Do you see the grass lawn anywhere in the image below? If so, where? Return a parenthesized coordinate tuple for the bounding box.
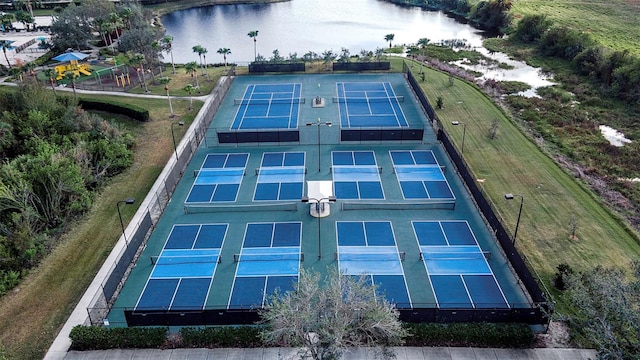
(0, 88, 203, 360)
(391, 58, 640, 305)
(511, 0, 640, 56)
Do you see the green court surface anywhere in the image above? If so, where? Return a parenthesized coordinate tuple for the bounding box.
(108, 73, 531, 327)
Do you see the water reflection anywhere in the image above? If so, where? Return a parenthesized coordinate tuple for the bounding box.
(161, 0, 552, 94)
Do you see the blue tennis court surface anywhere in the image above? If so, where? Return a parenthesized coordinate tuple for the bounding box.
(254, 152, 305, 201)
(336, 221, 411, 308)
(391, 150, 455, 200)
(413, 221, 508, 308)
(229, 222, 302, 309)
(332, 151, 384, 199)
(135, 224, 227, 311)
(186, 153, 248, 203)
(231, 83, 302, 129)
(336, 82, 408, 128)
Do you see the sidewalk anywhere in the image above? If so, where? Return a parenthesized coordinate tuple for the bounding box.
(62, 347, 597, 360)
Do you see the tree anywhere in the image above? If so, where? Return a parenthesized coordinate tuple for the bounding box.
(183, 84, 196, 110)
(321, 49, 336, 70)
(0, 40, 13, 69)
(184, 61, 199, 91)
(161, 35, 176, 74)
(158, 77, 174, 117)
(192, 45, 208, 78)
(565, 263, 640, 359)
(43, 69, 57, 96)
(260, 269, 406, 360)
(0, 13, 15, 32)
(247, 30, 259, 62)
(217, 47, 231, 68)
(14, 11, 34, 32)
(127, 52, 148, 93)
(417, 37, 430, 74)
(385, 33, 395, 48)
(64, 70, 78, 99)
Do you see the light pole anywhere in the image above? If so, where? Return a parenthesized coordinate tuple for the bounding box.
(306, 118, 332, 172)
(504, 193, 524, 245)
(302, 196, 337, 259)
(117, 198, 136, 245)
(451, 121, 466, 154)
(171, 121, 184, 160)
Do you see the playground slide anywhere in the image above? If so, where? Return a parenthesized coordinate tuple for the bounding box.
(78, 68, 91, 76)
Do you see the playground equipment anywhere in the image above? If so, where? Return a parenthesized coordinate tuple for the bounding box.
(55, 60, 92, 80)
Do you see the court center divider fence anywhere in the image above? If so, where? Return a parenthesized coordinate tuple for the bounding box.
(402, 61, 552, 324)
(82, 66, 237, 327)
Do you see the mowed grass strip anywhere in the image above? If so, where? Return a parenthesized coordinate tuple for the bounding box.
(394, 59, 640, 295)
(511, 0, 640, 56)
(0, 89, 203, 360)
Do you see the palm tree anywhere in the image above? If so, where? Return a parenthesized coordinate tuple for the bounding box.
(247, 30, 259, 62)
(192, 45, 204, 73)
(0, 39, 13, 69)
(43, 68, 57, 95)
(9, 66, 24, 82)
(108, 12, 124, 41)
(217, 47, 231, 68)
(200, 46, 209, 79)
(162, 35, 176, 74)
(158, 77, 174, 117)
(417, 37, 430, 74)
(184, 61, 199, 91)
(64, 70, 78, 100)
(128, 52, 149, 93)
(183, 84, 196, 110)
(385, 33, 395, 48)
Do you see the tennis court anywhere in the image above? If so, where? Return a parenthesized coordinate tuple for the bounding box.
(254, 152, 306, 201)
(111, 73, 536, 327)
(391, 150, 455, 200)
(336, 82, 409, 128)
(414, 221, 509, 308)
(336, 221, 411, 308)
(231, 83, 302, 129)
(229, 222, 302, 309)
(332, 151, 384, 199)
(185, 153, 249, 203)
(134, 224, 227, 311)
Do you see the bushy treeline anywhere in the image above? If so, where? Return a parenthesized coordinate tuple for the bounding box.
(0, 82, 134, 296)
(514, 14, 640, 104)
(384, 0, 510, 33)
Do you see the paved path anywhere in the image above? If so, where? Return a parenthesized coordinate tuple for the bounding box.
(63, 347, 596, 360)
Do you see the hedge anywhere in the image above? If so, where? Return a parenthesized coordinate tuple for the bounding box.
(403, 323, 536, 348)
(69, 325, 168, 350)
(69, 322, 535, 350)
(78, 99, 150, 122)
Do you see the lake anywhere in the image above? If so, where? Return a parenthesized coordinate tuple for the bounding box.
(161, 0, 553, 93)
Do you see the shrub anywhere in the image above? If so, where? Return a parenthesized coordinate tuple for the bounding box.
(69, 326, 168, 350)
(403, 323, 535, 348)
(180, 326, 262, 348)
(78, 99, 150, 122)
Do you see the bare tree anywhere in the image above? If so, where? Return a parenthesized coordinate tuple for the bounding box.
(260, 269, 406, 360)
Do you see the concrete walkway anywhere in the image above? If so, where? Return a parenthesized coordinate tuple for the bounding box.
(63, 347, 597, 360)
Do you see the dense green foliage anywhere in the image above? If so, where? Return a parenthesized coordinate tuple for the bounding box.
(0, 82, 134, 296)
(563, 263, 640, 359)
(403, 323, 535, 348)
(181, 327, 263, 348)
(69, 322, 534, 350)
(69, 325, 168, 350)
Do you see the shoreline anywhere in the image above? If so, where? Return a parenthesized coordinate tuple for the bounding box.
(149, 0, 291, 16)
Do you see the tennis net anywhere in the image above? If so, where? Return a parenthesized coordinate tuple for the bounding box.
(332, 96, 404, 104)
(420, 251, 491, 261)
(336, 252, 406, 261)
(233, 252, 304, 262)
(150, 254, 220, 265)
(234, 98, 305, 105)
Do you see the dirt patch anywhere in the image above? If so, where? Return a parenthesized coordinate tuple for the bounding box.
(536, 321, 571, 348)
